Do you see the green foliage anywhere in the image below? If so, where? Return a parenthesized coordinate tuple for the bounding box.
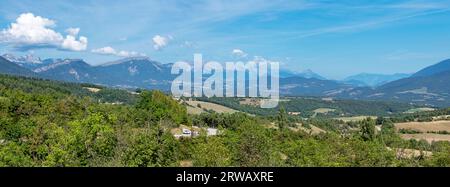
(426, 143, 450, 167)
(0, 142, 33, 167)
(389, 108, 450, 123)
(0, 74, 449, 167)
(136, 91, 188, 125)
(122, 127, 178, 167)
(399, 129, 421, 134)
(197, 96, 415, 117)
(360, 118, 376, 141)
(191, 137, 232, 167)
(234, 123, 272, 166)
(66, 113, 118, 162)
(277, 106, 288, 130)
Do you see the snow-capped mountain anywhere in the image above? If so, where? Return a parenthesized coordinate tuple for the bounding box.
(2, 53, 42, 64)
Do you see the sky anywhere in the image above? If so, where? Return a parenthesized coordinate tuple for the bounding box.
(1, 0, 450, 79)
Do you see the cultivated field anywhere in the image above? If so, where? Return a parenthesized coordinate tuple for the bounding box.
(400, 133, 450, 143)
(404, 107, 435, 113)
(185, 105, 204, 115)
(313, 108, 336, 114)
(239, 98, 260, 106)
(84, 87, 101, 93)
(395, 120, 450, 133)
(395, 120, 450, 142)
(184, 100, 238, 114)
(290, 123, 326, 135)
(335, 116, 376, 122)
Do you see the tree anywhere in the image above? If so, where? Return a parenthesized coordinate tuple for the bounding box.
(277, 106, 288, 130)
(235, 123, 272, 166)
(192, 137, 232, 167)
(0, 142, 33, 167)
(136, 91, 188, 125)
(360, 118, 376, 141)
(66, 113, 118, 165)
(122, 127, 178, 167)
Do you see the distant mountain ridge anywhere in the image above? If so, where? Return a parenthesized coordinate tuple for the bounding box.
(2, 53, 42, 64)
(0, 54, 174, 90)
(0, 56, 37, 77)
(280, 76, 352, 96)
(411, 59, 450, 77)
(280, 69, 327, 80)
(343, 73, 411, 87)
(335, 59, 450, 107)
(1, 53, 450, 107)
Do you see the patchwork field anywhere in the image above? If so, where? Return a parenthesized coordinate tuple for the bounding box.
(313, 108, 336, 114)
(185, 105, 204, 115)
(239, 98, 260, 106)
(335, 116, 376, 122)
(290, 123, 326, 135)
(84, 87, 101, 93)
(185, 100, 238, 114)
(395, 120, 450, 133)
(400, 133, 450, 143)
(404, 107, 435, 113)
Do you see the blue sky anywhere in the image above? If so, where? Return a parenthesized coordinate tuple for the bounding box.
(1, 0, 450, 79)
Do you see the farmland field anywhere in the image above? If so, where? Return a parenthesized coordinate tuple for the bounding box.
(395, 120, 450, 133)
(335, 116, 377, 122)
(400, 133, 450, 143)
(395, 120, 450, 142)
(404, 107, 436, 113)
(313, 108, 336, 114)
(184, 100, 238, 114)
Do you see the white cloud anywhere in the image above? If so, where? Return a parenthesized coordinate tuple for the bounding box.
(91, 46, 145, 57)
(232, 49, 247, 58)
(152, 35, 170, 50)
(66, 27, 80, 36)
(0, 13, 88, 51)
(117, 50, 139, 57)
(62, 35, 88, 51)
(92, 46, 116, 55)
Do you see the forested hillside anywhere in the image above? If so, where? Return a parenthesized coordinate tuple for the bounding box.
(197, 97, 416, 117)
(0, 74, 449, 167)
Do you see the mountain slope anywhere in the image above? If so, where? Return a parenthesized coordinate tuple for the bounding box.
(412, 59, 450, 77)
(344, 60, 450, 107)
(34, 59, 96, 82)
(344, 73, 411, 87)
(93, 57, 173, 90)
(363, 71, 450, 107)
(280, 76, 353, 96)
(280, 69, 326, 80)
(0, 56, 37, 77)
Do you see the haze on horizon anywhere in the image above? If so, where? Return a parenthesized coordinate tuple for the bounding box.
(1, 0, 450, 79)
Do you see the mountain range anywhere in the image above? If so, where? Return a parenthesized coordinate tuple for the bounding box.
(0, 56, 37, 77)
(1, 54, 174, 90)
(342, 73, 412, 87)
(1, 53, 449, 107)
(280, 69, 327, 80)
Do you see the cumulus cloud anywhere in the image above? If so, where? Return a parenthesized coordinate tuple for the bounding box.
(65, 27, 80, 36)
(92, 46, 116, 55)
(0, 13, 88, 51)
(232, 49, 248, 58)
(62, 35, 88, 51)
(91, 46, 145, 57)
(152, 35, 170, 50)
